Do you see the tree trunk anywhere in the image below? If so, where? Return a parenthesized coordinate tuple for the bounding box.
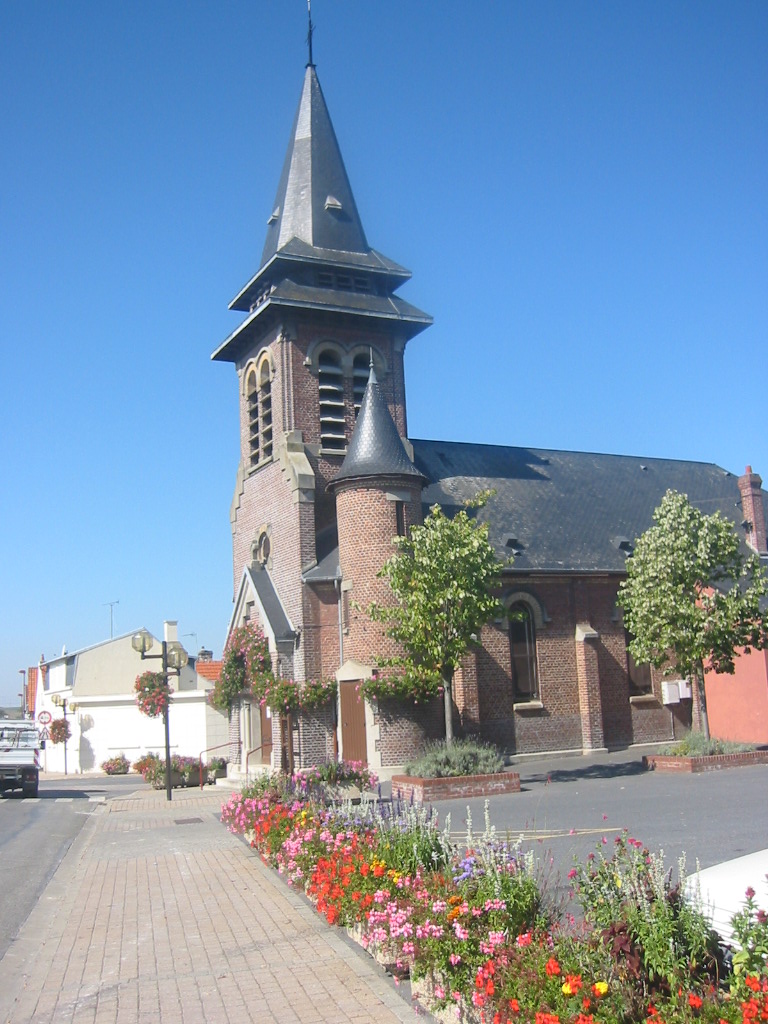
(692, 663, 710, 740)
(442, 666, 454, 746)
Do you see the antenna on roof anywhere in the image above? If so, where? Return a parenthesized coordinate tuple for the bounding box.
(306, 0, 315, 68)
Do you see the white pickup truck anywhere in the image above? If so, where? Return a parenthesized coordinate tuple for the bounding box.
(0, 720, 40, 797)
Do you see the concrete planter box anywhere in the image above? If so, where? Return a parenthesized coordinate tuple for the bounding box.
(391, 771, 521, 804)
(643, 751, 768, 773)
(151, 769, 185, 789)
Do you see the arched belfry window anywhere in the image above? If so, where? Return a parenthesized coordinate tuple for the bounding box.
(318, 349, 346, 452)
(245, 355, 273, 469)
(509, 602, 538, 701)
(246, 368, 260, 469)
(352, 352, 369, 418)
(258, 358, 273, 460)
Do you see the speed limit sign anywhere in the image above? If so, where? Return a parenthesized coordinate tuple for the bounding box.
(38, 710, 52, 725)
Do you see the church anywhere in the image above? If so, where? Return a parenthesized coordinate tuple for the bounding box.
(211, 57, 768, 776)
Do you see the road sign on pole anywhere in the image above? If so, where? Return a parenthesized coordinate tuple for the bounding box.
(38, 710, 52, 725)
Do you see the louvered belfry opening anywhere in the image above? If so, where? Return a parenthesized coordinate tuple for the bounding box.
(247, 369, 260, 468)
(352, 353, 369, 419)
(259, 360, 273, 460)
(318, 349, 346, 452)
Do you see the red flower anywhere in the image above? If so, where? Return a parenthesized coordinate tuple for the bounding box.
(545, 957, 561, 977)
(508, 999, 520, 1012)
(687, 993, 703, 1010)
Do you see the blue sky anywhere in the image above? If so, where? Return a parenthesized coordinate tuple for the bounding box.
(2, 2, 766, 706)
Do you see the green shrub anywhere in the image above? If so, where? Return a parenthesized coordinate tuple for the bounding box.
(405, 737, 505, 778)
(658, 733, 754, 756)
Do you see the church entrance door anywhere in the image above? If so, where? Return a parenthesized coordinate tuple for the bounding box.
(340, 680, 367, 764)
(260, 703, 273, 765)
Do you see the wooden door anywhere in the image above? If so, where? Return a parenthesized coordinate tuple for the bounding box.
(340, 681, 367, 764)
(259, 703, 273, 765)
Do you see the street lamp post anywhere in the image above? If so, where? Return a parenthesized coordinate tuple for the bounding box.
(18, 670, 26, 717)
(131, 630, 188, 802)
(50, 694, 79, 775)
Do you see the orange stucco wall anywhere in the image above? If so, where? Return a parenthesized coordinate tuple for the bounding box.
(705, 648, 768, 744)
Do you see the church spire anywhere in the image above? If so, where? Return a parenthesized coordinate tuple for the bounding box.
(260, 64, 369, 265)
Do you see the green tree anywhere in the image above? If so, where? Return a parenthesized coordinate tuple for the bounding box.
(366, 492, 509, 744)
(617, 489, 768, 739)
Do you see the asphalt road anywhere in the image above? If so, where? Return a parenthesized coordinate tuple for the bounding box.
(0, 773, 140, 960)
(429, 749, 768, 899)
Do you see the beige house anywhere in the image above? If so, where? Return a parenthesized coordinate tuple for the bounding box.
(34, 622, 228, 774)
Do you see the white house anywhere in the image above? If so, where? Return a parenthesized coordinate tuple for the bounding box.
(35, 622, 228, 774)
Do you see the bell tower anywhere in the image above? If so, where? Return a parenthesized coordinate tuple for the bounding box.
(212, 57, 431, 683)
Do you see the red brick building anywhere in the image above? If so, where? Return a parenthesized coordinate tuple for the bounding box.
(212, 62, 768, 775)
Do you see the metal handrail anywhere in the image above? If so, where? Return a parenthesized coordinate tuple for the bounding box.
(199, 741, 239, 790)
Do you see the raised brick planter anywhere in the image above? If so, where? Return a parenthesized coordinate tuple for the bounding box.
(642, 751, 768, 773)
(391, 771, 521, 803)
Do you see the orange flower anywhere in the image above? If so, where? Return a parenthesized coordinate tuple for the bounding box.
(545, 957, 561, 977)
(562, 974, 583, 995)
(687, 993, 703, 1010)
(509, 998, 520, 1012)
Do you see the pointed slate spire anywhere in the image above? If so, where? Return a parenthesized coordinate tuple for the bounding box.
(330, 362, 425, 488)
(262, 66, 369, 264)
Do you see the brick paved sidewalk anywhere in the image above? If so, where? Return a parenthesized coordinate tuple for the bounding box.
(0, 787, 420, 1024)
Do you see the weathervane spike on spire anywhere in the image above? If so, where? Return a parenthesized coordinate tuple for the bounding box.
(306, 0, 315, 68)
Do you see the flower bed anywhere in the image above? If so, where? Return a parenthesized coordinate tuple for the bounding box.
(643, 751, 768, 773)
(220, 769, 768, 1024)
(391, 771, 521, 803)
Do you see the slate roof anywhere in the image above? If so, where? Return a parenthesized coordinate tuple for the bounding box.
(261, 66, 370, 264)
(330, 365, 426, 488)
(212, 66, 431, 364)
(245, 565, 296, 643)
(412, 439, 757, 574)
(306, 438, 763, 583)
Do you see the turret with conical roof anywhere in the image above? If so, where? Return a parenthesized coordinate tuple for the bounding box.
(330, 361, 426, 489)
(331, 362, 425, 667)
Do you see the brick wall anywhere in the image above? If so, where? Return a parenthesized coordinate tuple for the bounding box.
(335, 482, 423, 665)
(373, 697, 445, 766)
(296, 706, 336, 768)
(450, 576, 676, 755)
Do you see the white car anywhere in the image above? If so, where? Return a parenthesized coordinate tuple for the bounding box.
(686, 850, 768, 947)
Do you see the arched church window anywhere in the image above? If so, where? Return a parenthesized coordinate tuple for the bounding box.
(625, 629, 652, 694)
(318, 349, 346, 452)
(258, 358, 273, 460)
(246, 368, 260, 469)
(352, 352, 369, 418)
(509, 602, 538, 700)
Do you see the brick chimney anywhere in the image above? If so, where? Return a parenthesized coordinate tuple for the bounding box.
(737, 466, 767, 555)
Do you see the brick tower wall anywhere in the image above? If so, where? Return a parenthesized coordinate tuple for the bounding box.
(335, 482, 423, 665)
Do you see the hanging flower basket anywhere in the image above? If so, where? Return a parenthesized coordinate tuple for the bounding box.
(49, 718, 71, 744)
(135, 671, 171, 718)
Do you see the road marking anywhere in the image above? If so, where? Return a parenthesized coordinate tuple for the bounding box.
(55, 798, 74, 803)
(449, 826, 625, 843)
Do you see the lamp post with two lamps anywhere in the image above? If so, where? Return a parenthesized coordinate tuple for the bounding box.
(50, 694, 78, 775)
(131, 630, 188, 802)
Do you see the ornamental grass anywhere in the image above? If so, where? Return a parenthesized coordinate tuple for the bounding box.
(221, 774, 768, 1024)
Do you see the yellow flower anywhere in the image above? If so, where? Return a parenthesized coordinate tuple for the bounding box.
(592, 981, 609, 997)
